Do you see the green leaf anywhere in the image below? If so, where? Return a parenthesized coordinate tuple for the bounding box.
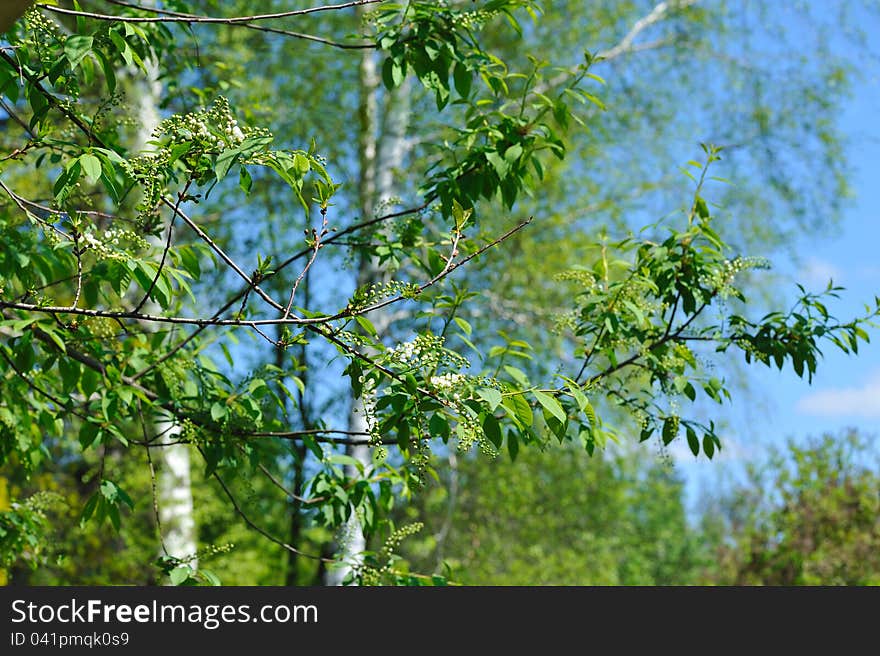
(80, 367, 100, 398)
(686, 426, 699, 456)
(64, 35, 94, 69)
(397, 418, 410, 448)
(78, 421, 101, 451)
(79, 154, 102, 184)
(504, 143, 523, 163)
(168, 141, 192, 164)
(130, 262, 168, 308)
(451, 198, 472, 229)
(703, 434, 715, 459)
(293, 153, 311, 177)
(502, 365, 529, 387)
(533, 390, 566, 424)
(622, 299, 646, 326)
(482, 413, 502, 448)
(662, 417, 678, 445)
(59, 357, 81, 392)
(215, 147, 240, 182)
(453, 61, 472, 97)
(382, 57, 405, 90)
(507, 431, 519, 461)
(429, 413, 449, 440)
(486, 151, 509, 179)
(392, 60, 406, 88)
(169, 566, 192, 586)
(476, 387, 503, 411)
(567, 384, 588, 412)
(210, 402, 227, 422)
(108, 30, 133, 67)
(39, 325, 67, 353)
(328, 454, 364, 472)
(453, 317, 472, 336)
(200, 569, 222, 586)
(95, 50, 117, 92)
(79, 493, 99, 525)
(502, 393, 533, 427)
(355, 315, 378, 337)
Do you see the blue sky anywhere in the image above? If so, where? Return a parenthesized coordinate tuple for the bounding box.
(675, 55, 880, 502)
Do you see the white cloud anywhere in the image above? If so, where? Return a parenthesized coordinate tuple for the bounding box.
(796, 372, 880, 418)
(798, 256, 843, 289)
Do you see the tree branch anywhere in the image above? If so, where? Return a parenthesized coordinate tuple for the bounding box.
(38, 0, 383, 25)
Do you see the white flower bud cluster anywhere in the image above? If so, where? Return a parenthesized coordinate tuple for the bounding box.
(388, 339, 421, 363)
(77, 227, 147, 261)
(356, 376, 380, 442)
(82, 317, 117, 340)
(555, 268, 598, 290)
(701, 256, 771, 297)
(124, 154, 165, 214)
(155, 97, 267, 155)
(385, 334, 469, 372)
(430, 372, 466, 394)
(448, 7, 498, 29)
(552, 310, 578, 334)
(27, 9, 65, 64)
(228, 124, 245, 142)
(350, 280, 421, 310)
(455, 413, 483, 453)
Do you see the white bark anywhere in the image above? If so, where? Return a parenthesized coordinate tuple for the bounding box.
(325, 38, 412, 586)
(155, 420, 196, 561)
(133, 52, 198, 567)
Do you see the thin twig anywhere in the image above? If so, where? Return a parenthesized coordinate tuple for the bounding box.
(586, 296, 715, 386)
(131, 202, 430, 381)
(0, 97, 37, 138)
(159, 197, 286, 314)
(101, 0, 376, 49)
(250, 432, 395, 447)
(353, 216, 532, 317)
(252, 460, 320, 505)
(0, 217, 532, 329)
(249, 428, 370, 438)
(139, 399, 169, 557)
(0, 178, 72, 242)
(0, 349, 86, 417)
(134, 181, 191, 314)
(70, 230, 83, 310)
(39, 0, 382, 24)
(203, 456, 331, 562)
(283, 208, 329, 320)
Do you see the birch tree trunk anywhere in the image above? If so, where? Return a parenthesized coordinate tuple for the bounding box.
(325, 28, 412, 586)
(133, 54, 197, 569)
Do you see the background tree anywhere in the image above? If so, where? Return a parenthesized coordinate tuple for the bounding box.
(396, 445, 702, 585)
(697, 431, 880, 586)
